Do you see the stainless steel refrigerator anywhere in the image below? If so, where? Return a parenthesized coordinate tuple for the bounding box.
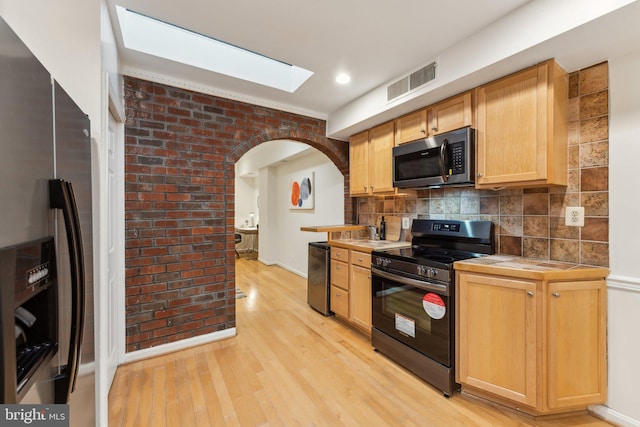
(0, 16, 96, 426)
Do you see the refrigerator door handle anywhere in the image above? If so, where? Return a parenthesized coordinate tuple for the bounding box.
(49, 179, 85, 404)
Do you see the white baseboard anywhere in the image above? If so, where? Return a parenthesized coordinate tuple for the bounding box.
(122, 327, 236, 365)
(591, 404, 640, 427)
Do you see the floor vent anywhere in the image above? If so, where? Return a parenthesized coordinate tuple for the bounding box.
(387, 61, 437, 102)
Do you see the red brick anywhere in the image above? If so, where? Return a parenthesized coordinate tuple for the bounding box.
(124, 76, 344, 350)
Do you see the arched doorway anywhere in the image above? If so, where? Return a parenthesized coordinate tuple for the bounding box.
(234, 139, 345, 275)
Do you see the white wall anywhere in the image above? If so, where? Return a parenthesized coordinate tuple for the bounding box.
(274, 150, 343, 276)
(235, 175, 259, 227)
(598, 51, 640, 427)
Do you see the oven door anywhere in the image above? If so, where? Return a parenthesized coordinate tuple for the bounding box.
(371, 267, 452, 367)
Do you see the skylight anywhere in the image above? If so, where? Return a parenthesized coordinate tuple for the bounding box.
(115, 6, 314, 93)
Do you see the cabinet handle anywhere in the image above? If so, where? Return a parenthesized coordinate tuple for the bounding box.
(363, 185, 367, 191)
(368, 275, 372, 279)
(420, 128, 426, 134)
(358, 257, 363, 262)
(335, 265, 340, 270)
(477, 173, 483, 178)
(527, 291, 534, 297)
(552, 292, 560, 298)
(431, 126, 437, 132)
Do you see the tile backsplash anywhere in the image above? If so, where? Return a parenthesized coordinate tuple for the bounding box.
(355, 62, 609, 267)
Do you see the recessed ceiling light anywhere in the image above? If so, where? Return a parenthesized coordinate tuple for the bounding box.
(336, 73, 351, 85)
(115, 6, 313, 93)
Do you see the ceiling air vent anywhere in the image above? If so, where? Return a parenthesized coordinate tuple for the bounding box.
(387, 77, 409, 101)
(410, 61, 436, 90)
(387, 61, 437, 102)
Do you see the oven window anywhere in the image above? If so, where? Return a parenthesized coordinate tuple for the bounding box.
(383, 286, 432, 334)
(372, 274, 451, 367)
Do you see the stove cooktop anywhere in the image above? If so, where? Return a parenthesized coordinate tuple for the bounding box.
(372, 245, 487, 272)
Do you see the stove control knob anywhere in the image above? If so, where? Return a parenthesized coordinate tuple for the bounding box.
(429, 268, 437, 278)
(384, 258, 391, 267)
(417, 265, 426, 276)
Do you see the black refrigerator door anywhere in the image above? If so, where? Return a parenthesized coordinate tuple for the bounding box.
(49, 179, 85, 404)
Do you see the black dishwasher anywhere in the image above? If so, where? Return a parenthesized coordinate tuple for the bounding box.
(307, 242, 331, 315)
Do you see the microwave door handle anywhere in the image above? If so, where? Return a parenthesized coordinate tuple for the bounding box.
(439, 138, 449, 182)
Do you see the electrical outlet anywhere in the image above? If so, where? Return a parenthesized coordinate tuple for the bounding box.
(401, 217, 411, 230)
(565, 207, 585, 227)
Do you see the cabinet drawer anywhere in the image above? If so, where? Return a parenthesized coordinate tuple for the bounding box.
(350, 251, 371, 268)
(331, 260, 349, 290)
(331, 247, 349, 262)
(330, 285, 349, 318)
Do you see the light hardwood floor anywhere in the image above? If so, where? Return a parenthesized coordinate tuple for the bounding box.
(108, 259, 614, 427)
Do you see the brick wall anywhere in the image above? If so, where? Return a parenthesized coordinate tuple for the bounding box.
(124, 77, 349, 352)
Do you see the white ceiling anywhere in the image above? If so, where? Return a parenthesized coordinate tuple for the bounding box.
(107, 0, 640, 141)
(107, 0, 530, 115)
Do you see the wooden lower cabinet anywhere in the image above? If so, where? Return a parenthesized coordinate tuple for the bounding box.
(330, 248, 349, 318)
(456, 270, 607, 415)
(349, 266, 371, 331)
(330, 285, 349, 318)
(329, 247, 373, 334)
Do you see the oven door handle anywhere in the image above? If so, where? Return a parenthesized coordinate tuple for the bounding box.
(371, 267, 449, 296)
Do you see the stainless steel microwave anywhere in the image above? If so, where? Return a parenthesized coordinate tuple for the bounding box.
(393, 126, 475, 189)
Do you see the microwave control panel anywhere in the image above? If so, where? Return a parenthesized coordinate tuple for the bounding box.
(449, 142, 465, 175)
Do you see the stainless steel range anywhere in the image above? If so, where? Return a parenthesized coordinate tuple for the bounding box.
(371, 219, 494, 396)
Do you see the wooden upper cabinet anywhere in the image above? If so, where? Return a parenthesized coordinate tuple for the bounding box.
(348, 130, 369, 196)
(349, 121, 402, 197)
(395, 109, 427, 144)
(428, 92, 473, 135)
(475, 59, 568, 189)
(368, 121, 395, 194)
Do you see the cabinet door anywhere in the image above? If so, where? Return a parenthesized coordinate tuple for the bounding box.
(476, 60, 569, 189)
(547, 280, 607, 409)
(476, 65, 544, 186)
(428, 92, 473, 135)
(330, 259, 349, 291)
(395, 109, 427, 144)
(330, 285, 349, 318)
(349, 263, 372, 333)
(368, 121, 395, 194)
(349, 130, 370, 196)
(457, 273, 538, 407)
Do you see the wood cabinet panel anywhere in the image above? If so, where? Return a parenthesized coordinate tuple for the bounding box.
(349, 130, 369, 196)
(350, 251, 371, 268)
(330, 259, 349, 290)
(456, 269, 607, 415)
(457, 273, 537, 407)
(349, 264, 372, 333)
(428, 92, 473, 135)
(368, 122, 395, 194)
(331, 247, 349, 262)
(330, 285, 349, 318)
(547, 280, 607, 409)
(395, 109, 427, 144)
(475, 59, 568, 189)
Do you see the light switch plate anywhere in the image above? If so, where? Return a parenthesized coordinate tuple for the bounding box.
(565, 206, 585, 227)
(401, 217, 411, 230)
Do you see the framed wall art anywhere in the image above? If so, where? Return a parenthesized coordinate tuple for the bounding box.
(289, 172, 314, 209)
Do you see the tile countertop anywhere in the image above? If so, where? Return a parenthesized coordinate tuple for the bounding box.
(328, 239, 411, 253)
(454, 255, 609, 281)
